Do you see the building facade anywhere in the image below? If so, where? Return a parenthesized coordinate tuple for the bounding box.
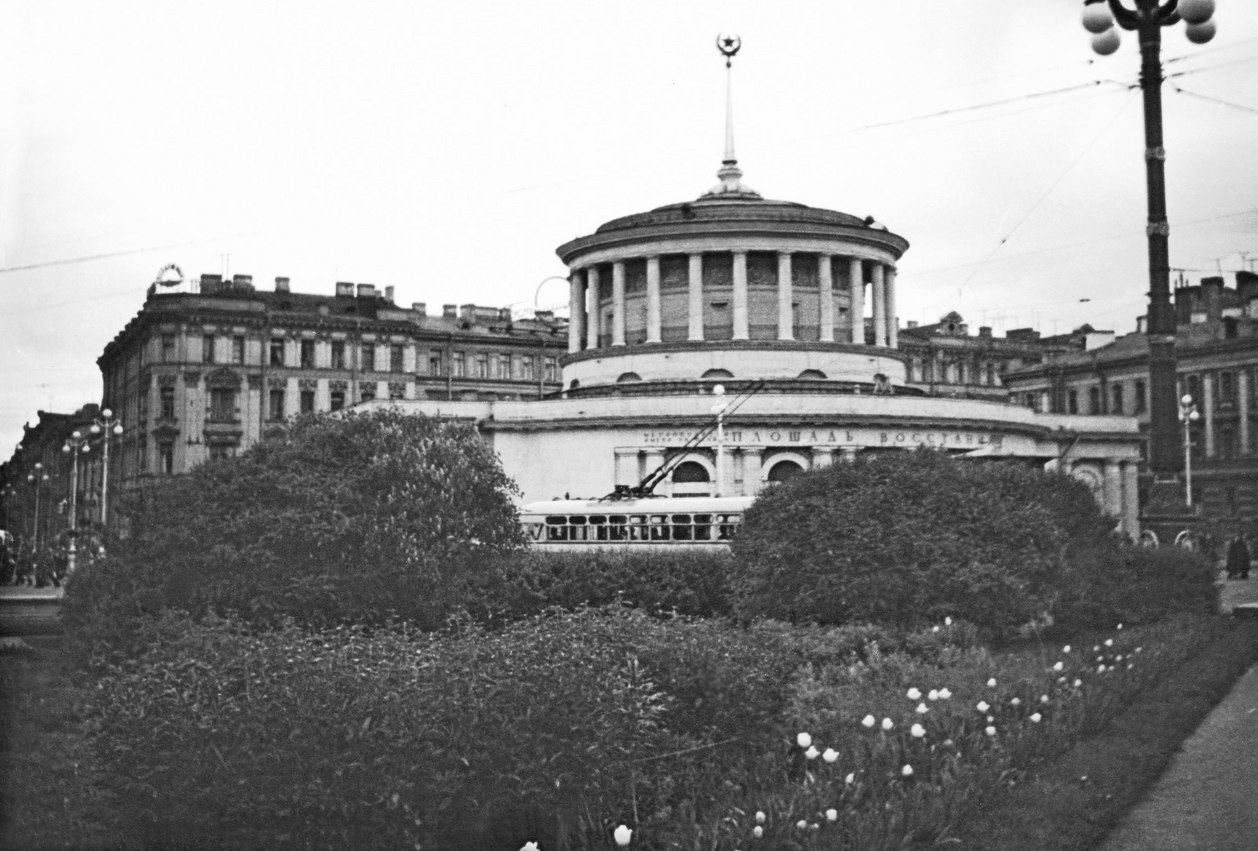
(1004, 272, 1258, 538)
(95, 272, 567, 496)
(373, 144, 1145, 534)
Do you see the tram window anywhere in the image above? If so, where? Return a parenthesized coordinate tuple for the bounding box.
(716, 513, 740, 540)
(570, 515, 588, 541)
(693, 514, 713, 541)
(650, 514, 671, 540)
(589, 514, 608, 540)
(671, 513, 693, 540)
(545, 515, 568, 541)
(627, 515, 647, 541)
(608, 515, 628, 540)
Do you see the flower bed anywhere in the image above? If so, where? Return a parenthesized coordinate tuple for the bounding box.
(86, 608, 1232, 850)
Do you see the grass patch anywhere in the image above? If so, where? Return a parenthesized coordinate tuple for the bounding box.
(949, 618, 1258, 849)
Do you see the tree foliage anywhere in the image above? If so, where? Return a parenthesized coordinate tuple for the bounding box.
(730, 450, 1115, 636)
(65, 409, 523, 635)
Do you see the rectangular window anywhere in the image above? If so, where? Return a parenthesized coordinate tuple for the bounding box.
(521, 357, 535, 381)
(1088, 386, 1101, 415)
(300, 340, 316, 369)
(1135, 380, 1147, 414)
(270, 338, 285, 366)
(209, 388, 236, 421)
(161, 333, 176, 362)
(232, 335, 245, 364)
(388, 383, 405, 401)
(209, 445, 235, 462)
(544, 358, 558, 382)
(159, 442, 174, 475)
(1111, 383, 1124, 414)
(1220, 371, 1235, 404)
(360, 383, 376, 403)
(331, 341, 346, 370)
(203, 335, 216, 364)
(390, 344, 405, 372)
(452, 351, 466, 377)
(429, 350, 443, 376)
(475, 354, 489, 378)
(361, 342, 375, 372)
(300, 389, 316, 414)
(160, 386, 175, 419)
(330, 389, 346, 411)
(1068, 390, 1079, 415)
(497, 355, 513, 380)
(268, 389, 285, 420)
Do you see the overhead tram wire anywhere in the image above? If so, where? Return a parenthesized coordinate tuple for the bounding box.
(1168, 85, 1258, 117)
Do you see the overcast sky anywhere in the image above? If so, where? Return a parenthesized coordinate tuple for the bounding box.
(3, 0, 1257, 454)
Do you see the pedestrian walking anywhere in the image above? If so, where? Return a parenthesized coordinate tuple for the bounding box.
(1225, 535, 1251, 581)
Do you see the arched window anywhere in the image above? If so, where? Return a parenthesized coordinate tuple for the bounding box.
(671, 460, 712, 496)
(616, 372, 643, 383)
(798, 369, 827, 380)
(701, 368, 734, 380)
(766, 460, 804, 483)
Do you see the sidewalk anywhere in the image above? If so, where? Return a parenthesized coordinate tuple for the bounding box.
(1098, 574, 1258, 851)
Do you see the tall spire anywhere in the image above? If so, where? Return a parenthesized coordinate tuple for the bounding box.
(702, 34, 759, 200)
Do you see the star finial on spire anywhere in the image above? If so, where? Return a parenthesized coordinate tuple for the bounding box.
(702, 33, 759, 200)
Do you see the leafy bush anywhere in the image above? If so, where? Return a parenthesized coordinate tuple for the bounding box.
(63, 409, 523, 650)
(1053, 543, 1217, 632)
(492, 548, 736, 620)
(730, 450, 1115, 637)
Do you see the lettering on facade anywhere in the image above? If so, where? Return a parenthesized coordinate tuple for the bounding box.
(641, 426, 1004, 449)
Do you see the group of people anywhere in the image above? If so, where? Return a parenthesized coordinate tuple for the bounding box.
(1225, 534, 1252, 581)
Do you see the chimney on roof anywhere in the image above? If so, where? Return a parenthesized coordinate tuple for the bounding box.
(1174, 283, 1200, 325)
(1237, 270, 1258, 305)
(443, 304, 457, 318)
(335, 282, 354, 297)
(979, 326, 992, 338)
(275, 276, 290, 293)
(232, 274, 254, 291)
(200, 273, 224, 294)
(384, 286, 395, 303)
(357, 284, 376, 299)
(1202, 276, 1224, 325)
(906, 320, 918, 329)
(412, 302, 427, 315)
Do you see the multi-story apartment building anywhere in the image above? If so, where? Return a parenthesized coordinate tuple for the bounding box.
(897, 311, 1101, 402)
(96, 272, 568, 491)
(1003, 271, 1258, 536)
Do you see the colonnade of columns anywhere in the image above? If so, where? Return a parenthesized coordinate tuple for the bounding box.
(567, 252, 898, 354)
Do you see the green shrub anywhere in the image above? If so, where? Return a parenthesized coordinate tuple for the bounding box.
(63, 409, 524, 652)
(492, 548, 735, 620)
(730, 450, 1112, 637)
(1053, 543, 1217, 633)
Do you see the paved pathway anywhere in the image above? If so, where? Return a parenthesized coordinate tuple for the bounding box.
(1099, 573, 1258, 851)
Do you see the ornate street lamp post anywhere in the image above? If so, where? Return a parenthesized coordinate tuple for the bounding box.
(26, 462, 48, 559)
(90, 408, 124, 532)
(1178, 393, 1200, 505)
(62, 431, 90, 575)
(1081, 0, 1217, 510)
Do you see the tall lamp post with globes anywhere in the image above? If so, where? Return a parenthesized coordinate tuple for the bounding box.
(1081, 0, 1217, 517)
(90, 408, 124, 534)
(62, 430, 90, 575)
(1179, 393, 1200, 505)
(27, 462, 48, 563)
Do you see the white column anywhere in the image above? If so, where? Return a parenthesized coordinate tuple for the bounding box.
(612, 261, 626, 347)
(777, 252, 793, 341)
(688, 253, 704, 341)
(568, 272, 584, 354)
(740, 447, 763, 496)
(849, 258, 865, 345)
(646, 255, 662, 344)
(839, 446, 859, 463)
(586, 266, 601, 351)
(732, 251, 749, 341)
(1103, 458, 1123, 520)
(818, 255, 834, 343)
(886, 266, 898, 348)
(872, 264, 887, 347)
(1239, 368, 1251, 456)
(811, 447, 834, 469)
(1122, 460, 1141, 538)
(1203, 372, 1215, 458)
